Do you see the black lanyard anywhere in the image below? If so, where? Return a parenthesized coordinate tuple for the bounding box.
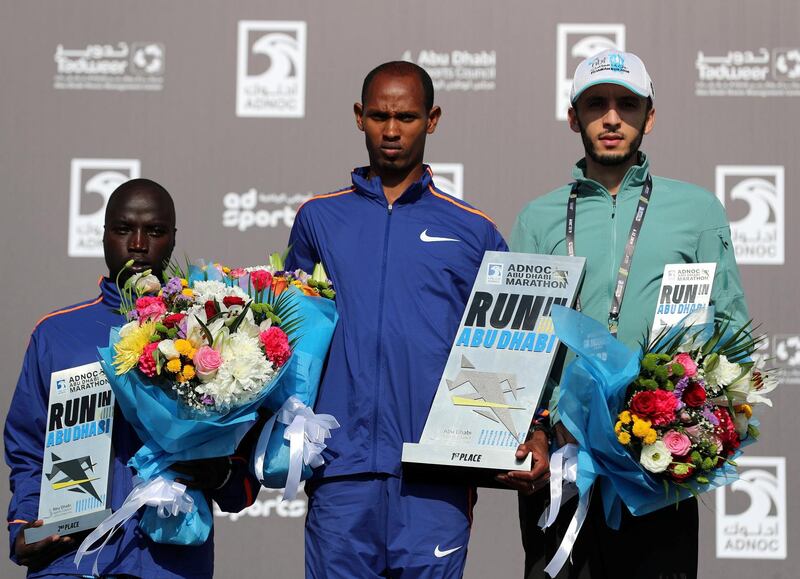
(566, 175, 653, 336)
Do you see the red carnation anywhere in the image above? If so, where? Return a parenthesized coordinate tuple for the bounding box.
(138, 342, 159, 378)
(682, 382, 707, 407)
(713, 407, 740, 456)
(668, 457, 696, 483)
(163, 313, 185, 328)
(251, 270, 273, 292)
(204, 300, 218, 320)
(259, 327, 291, 367)
(223, 296, 245, 308)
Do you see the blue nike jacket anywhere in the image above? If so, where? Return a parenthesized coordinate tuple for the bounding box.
(4, 278, 257, 578)
(286, 166, 508, 478)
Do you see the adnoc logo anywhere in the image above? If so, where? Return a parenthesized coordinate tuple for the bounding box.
(429, 163, 464, 200)
(68, 158, 141, 257)
(716, 456, 787, 559)
(715, 166, 785, 265)
(555, 23, 625, 120)
(237, 21, 306, 118)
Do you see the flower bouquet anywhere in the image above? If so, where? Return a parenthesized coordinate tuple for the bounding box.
(76, 256, 338, 572)
(539, 305, 777, 576)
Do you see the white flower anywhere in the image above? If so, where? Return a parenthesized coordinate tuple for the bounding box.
(196, 333, 273, 410)
(733, 413, 749, 437)
(157, 339, 180, 360)
(192, 280, 248, 304)
(118, 320, 140, 338)
(134, 274, 161, 294)
(639, 440, 672, 474)
(184, 305, 226, 349)
(704, 354, 742, 388)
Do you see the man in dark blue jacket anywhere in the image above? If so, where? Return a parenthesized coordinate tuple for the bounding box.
(5, 179, 257, 578)
(286, 61, 508, 578)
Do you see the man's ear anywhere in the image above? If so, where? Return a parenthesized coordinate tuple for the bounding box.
(567, 107, 581, 134)
(354, 102, 364, 131)
(643, 105, 656, 135)
(426, 106, 442, 134)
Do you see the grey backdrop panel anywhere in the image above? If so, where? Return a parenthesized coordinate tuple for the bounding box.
(1, 1, 797, 577)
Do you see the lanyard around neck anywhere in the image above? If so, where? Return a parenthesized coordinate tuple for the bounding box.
(566, 174, 653, 336)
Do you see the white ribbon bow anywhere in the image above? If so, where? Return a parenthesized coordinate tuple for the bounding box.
(538, 443, 592, 578)
(75, 476, 194, 576)
(254, 396, 339, 501)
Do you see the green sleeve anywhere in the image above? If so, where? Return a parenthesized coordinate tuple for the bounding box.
(696, 198, 750, 331)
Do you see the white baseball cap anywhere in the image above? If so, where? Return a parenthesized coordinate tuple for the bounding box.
(570, 49, 654, 104)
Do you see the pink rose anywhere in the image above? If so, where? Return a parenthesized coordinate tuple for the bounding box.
(193, 346, 223, 382)
(674, 353, 698, 377)
(662, 430, 691, 456)
(135, 296, 167, 322)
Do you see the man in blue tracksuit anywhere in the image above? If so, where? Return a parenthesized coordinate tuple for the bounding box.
(5, 179, 257, 578)
(286, 62, 507, 578)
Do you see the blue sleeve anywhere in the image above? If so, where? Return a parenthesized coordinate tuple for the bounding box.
(4, 331, 49, 560)
(285, 207, 319, 273)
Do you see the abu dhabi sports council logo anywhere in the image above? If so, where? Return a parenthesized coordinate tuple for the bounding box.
(716, 456, 787, 559)
(401, 49, 496, 92)
(715, 166, 785, 265)
(68, 159, 141, 258)
(773, 334, 800, 384)
(486, 263, 503, 284)
(429, 163, 464, 200)
(237, 21, 306, 118)
(556, 23, 625, 120)
(213, 487, 306, 521)
(53, 42, 165, 91)
(222, 188, 311, 231)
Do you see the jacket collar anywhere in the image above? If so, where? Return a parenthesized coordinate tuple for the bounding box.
(351, 165, 433, 206)
(571, 152, 650, 200)
(100, 276, 122, 310)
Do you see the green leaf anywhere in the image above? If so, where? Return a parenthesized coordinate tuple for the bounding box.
(229, 301, 253, 334)
(194, 314, 214, 347)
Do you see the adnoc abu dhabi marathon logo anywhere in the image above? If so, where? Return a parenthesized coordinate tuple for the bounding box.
(222, 188, 311, 231)
(773, 334, 800, 384)
(716, 456, 787, 559)
(54, 43, 165, 91)
(555, 23, 625, 120)
(213, 488, 306, 521)
(400, 49, 495, 92)
(237, 21, 306, 117)
(696, 48, 800, 97)
(715, 166, 784, 265)
(429, 163, 464, 200)
(68, 159, 141, 257)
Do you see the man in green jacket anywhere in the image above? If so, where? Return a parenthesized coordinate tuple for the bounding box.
(508, 50, 749, 578)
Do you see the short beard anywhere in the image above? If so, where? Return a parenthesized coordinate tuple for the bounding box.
(576, 114, 646, 167)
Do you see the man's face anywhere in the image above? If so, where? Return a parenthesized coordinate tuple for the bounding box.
(354, 72, 441, 175)
(568, 84, 655, 166)
(103, 189, 175, 282)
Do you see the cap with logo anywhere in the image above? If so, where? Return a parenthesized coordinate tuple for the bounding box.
(570, 49, 654, 104)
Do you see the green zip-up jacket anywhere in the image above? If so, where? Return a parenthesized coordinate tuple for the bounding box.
(510, 153, 749, 422)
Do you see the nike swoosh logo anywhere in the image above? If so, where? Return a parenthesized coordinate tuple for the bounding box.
(420, 229, 459, 243)
(434, 545, 463, 558)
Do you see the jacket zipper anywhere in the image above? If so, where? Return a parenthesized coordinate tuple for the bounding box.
(371, 202, 393, 471)
(609, 194, 617, 311)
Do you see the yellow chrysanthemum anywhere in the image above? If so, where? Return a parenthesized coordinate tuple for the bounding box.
(187, 348, 197, 360)
(166, 358, 182, 373)
(176, 372, 186, 383)
(113, 321, 156, 374)
(632, 418, 653, 438)
(181, 288, 194, 297)
(222, 266, 231, 274)
(618, 410, 632, 424)
(643, 429, 658, 445)
(174, 339, 193, 356)
(735, 403, 753, 418)
(617, 432, 631, 445)
(614, 421, 623, 434)
(182, 365, 196, 381)
(180, 278, 189, 287)
(291, 280, 303, 287)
